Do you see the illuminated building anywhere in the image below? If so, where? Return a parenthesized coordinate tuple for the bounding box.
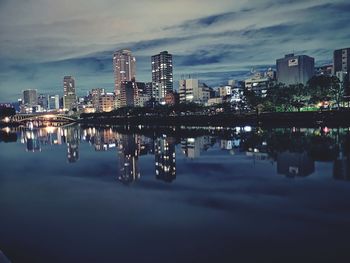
(179, 79, 208, 103)
(48, 95, 60, 110)
(155, 135, 176, 182)
(63, 76, 76, 110)
(120, 81, 139, 107)
(276, 53, 315, 85)
(99, 93, 115, 112)
(151, 51, 173, 103)
(91, 88, 105, 111)
(113, 49, 136, 108)
(23, 89, 38, 107)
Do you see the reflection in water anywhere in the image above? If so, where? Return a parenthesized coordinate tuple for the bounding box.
(155, 135, 176, 182)
(117, 134, 140, 184)
(3, 125, 350, 182)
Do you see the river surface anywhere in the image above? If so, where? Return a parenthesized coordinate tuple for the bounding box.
(0, 125, 350, 263)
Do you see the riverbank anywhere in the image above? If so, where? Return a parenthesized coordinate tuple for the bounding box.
(78, 110, 350, 127)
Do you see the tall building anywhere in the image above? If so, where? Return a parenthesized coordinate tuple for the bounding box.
(63, 76, 76, 110)
(333, 48, 350, 99)
(23, 89, 38, 106)
(333, 48, 350, 74)
(276, 53, 315, 85)
(151, 51, 173, 103)
(120, 81, 139, 107)
(48, 95, 60, 110)
(113, 49, 136, 107)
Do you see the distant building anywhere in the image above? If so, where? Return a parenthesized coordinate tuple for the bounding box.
(151, 51, 173, 103)
(218, 86, 232, 97)
(179, 79, 209, 104)
(245, 73, 274, 97)
(63, 76, 76, 110)
(48, 95, 60, 110)
(333, 47, 350, 99)
(316, 64, 333, 76)
(120, 81, 139, 107)
(91, 88, 105, 111)
(113, 49, 136, 108)
(99, 93, 115, 112)
(37, 94, 48, 111)
(23, 89, 38, 107)
(333, 48, 350, 74)
(276, 53, 315, 85)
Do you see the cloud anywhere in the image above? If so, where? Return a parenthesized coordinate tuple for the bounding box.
(0, 0, 349, 101)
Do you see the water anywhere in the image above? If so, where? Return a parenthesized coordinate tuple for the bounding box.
(0, 125, 350, 263)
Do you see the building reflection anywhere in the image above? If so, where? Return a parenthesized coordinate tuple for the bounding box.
(155, 135, 176, 183)
(181, 136, 211, 159)
(60, 126, 80, 163)
(277, 151, 315, 177)
(117, 134, 140, 184)
(24, 130, 41, 152)
(333, 142, 350, 181)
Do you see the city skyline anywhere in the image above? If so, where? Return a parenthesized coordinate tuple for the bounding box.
(0, 0, 349, 101)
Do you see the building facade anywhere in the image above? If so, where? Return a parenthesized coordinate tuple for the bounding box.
(151, 51, 173, 103)
(113, 49, 136, 107)
(99, 93, 115, 112)
(63, 76, 76, 110)
(276, 54, 315, 85)
(23, 89, 38, 107)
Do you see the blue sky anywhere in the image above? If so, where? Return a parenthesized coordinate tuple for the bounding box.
(0, 0, 349, 101)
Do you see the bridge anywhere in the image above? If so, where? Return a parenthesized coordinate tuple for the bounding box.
(10, 113, 77, 123)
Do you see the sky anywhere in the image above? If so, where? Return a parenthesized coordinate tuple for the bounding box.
(0, 0, 349, 102)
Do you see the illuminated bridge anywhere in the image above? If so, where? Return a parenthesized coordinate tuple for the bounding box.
(10, 113, 77, 124)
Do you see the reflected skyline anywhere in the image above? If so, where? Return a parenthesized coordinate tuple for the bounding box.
(2, 124, 350, 182)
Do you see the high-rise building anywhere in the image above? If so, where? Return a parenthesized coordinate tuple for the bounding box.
(37, 94, 48, 111)
(151, 51, 173, 103)
(23, 89, 38, 106)
(120, 81, 139, 107)
(113, 49, 136, 107)
(276, 53, 315, 85)
(63, 76, 76, 110)
(333, 48, 350, 74)
(48, 95, 60, 110)
(333, 48, 350, 99)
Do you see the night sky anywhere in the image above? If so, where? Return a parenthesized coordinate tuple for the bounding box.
(0, 0, 349, 101)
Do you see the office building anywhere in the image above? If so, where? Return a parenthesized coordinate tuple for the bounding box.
(179, 79, 208, 103)
(99, 93, 115, 112)
(276, 53, 315, 85)
(48, 95, 60, 110)
(63, 76, 76, 110)
(120, 81, 139, 107)
(113, 49, 136, 107)
(23, 89, 38, 106)
(334, 48, 350, 99)
(91, 88, 105, 111)
(151, 51, 173, 103)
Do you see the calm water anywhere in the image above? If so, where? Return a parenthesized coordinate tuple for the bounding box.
(0, 124, 350, 263)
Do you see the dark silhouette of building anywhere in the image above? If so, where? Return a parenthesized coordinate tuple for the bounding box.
(277, 151, 315, 177)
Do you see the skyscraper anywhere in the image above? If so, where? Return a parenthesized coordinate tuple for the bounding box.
(333, 47, 350, 74)
(113, 49, 136, 108)
(151, 51, 173, 103)
(48, 95, 60, 110)
(63, 76, 76, 110)
(276, 53, 315, 85)
(23, 89, 38, 106)
(333, 48, 350, 99)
